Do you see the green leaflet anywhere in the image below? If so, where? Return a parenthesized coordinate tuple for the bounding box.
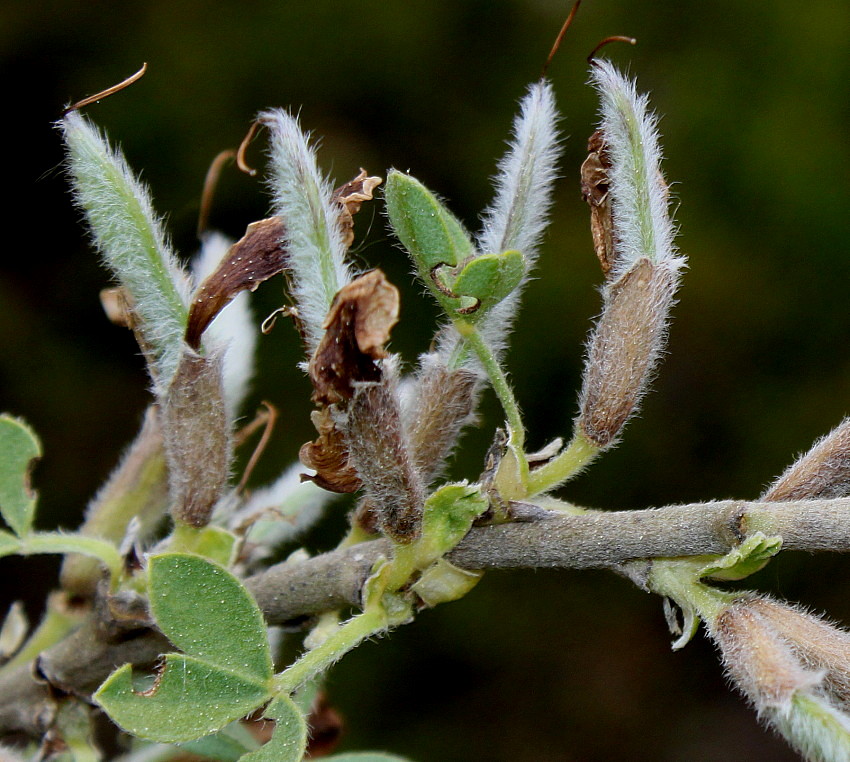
(384, 170, 473, 306)
(22, 532, 122, 578)
(241, 694, 307, 762)
(417, 483, 488, 563)
(0, 415, 41, 536)
(95, 553, 274, 743)
(698, 532, 782, 582)
(179, 722, 261, 760)
(451, 250, 525, 316)
(95, 655, 270, 743)
(148, 553, 272, 681)
(171, 524, 238, 567)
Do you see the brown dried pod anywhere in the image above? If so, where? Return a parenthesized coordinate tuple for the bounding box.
(162, 349, 231, 526)
(577, 258, 677, 448)
(404, 357, 479, 485)
(346, 369, 425, 542)
(762, 418, 850, 502)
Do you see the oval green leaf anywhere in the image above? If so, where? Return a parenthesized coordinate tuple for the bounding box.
(0, 415, 41, 536)
(451, 250, 525, 314)
(419, 483, 488, 562)
(148, 553, 272, 682)
(94, 655, 270, 743)
(384, 170, 474, 283)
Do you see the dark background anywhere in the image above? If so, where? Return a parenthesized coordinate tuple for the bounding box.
(3, 1, 850, 759)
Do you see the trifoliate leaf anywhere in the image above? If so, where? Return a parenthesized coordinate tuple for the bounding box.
(0, 415, 41, 536)
(95, 553, 274, 743)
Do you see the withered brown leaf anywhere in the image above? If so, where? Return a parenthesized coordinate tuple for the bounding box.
(185, 217, 287, 349)
(300, 269, 399, 494)
(332, 169, 382, 249)
(308, 269, 400, 405)
(299, 408, 361, 493)
(581, 130, 615, 277)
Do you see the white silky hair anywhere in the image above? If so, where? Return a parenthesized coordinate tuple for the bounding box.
(475, 79, 562, 359)
(192, 232, 257, 420)
(261, 110, 352, 353)
(228, 462, 337, 549)
(62, 112, 192, 386)
(589, 61, 686, 280)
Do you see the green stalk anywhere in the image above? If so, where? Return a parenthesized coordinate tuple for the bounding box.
(274, 608, 389, 694)
(528, 431, 600, 495)
(456, 320, 528, 488)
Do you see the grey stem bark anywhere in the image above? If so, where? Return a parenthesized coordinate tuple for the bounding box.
(2, 497, 850, 738)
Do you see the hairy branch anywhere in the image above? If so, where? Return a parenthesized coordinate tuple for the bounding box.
(2, 497, 850, 738)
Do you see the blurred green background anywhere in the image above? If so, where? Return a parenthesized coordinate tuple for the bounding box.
(4, 0, 850, 759)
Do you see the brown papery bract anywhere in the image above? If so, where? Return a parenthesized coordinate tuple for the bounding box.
(300, 270, 400, 496)
(580, 130, 615, 278)
(186, 217, 287, 349)
(299, 407, 361, 494)
(308, 269, 399, 405)
(332, 169, 382, 250)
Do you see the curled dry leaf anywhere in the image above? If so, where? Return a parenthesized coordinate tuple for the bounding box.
(185, 217, 287, 349)
(300, 269, 400, 494)
(581, 130, 615, 278)
(308, 269, 400, 405)
(332, 169, 382, 249)
(299, 408, 361, 493)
